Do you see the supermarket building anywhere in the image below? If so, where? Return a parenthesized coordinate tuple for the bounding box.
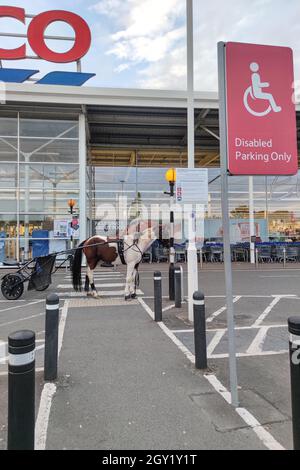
(0, 7, 300, 263)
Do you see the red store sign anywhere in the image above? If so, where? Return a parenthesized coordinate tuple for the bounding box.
(225, 42, 298, 175)
(0, 6, 91, 63)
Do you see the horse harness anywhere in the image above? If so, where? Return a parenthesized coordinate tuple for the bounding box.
(107, 238, 143, 266)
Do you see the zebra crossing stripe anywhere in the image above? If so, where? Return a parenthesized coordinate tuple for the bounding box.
(57, 283, 125, 289)
(56, 289, 144, 298)
(63, 276, 123, 281)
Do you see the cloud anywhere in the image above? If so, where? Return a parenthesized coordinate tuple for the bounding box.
(91, 0, 185, 75)
(90, 0, 126, 18)
(138, 46, 187, 89)
(109, 27, 185, 63)
(111, 0, 185, 39)
(115, 63, 130, 73)
(135, 0, 300, 90)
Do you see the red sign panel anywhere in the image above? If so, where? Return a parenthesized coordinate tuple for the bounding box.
(0, 7, 91, 63)
(226, 42, 298, 175)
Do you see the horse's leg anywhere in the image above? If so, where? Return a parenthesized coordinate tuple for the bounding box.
(131, 266, 140, 299)
(84, 274, 90, 293)
(87, 265, 99, 298)
(125, 262, 135, 301)
(130, 267, 137, 299)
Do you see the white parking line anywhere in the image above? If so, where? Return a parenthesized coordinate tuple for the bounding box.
(157, 321, 196, 364)
(205, 375, 284, 450)
(138, 298, 154, 320)
(0, 308, 62, 329)
(162, 304, 175, 313)
(0, 341, 5, 362)
(35, 300, 69, 450)
(58, 300, 69, 357)
(34, 384, 57, 450)
(210, 350, 287, 359)
(246, 326, 269, 355)
(207, 330, 226, 356)
(138, 299, 284, 450)
(253, 296, 282, 327)
(0, 313, 44, 328)
(206, 296, 242, 323)
(207, 306, 227, 323)
(205, 295, 298, 298)
(0, 299, 44, 313)
(259, 275, 300, 278)
(172, 324, 287, 334)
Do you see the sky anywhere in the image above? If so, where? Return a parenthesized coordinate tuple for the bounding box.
(0, 0, 300, 90)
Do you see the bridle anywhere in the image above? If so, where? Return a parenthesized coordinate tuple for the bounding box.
(123, 237, 143, 263)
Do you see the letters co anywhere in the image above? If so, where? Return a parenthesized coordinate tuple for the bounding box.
(0, 6, 91, 63)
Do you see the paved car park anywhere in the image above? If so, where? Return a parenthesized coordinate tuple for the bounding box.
(138, 263, 300, 449)
(0, 262, 299, 449)
(0, 266, 131, 450)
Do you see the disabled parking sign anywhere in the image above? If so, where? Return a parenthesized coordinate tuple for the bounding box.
(225, 42, 298, 175)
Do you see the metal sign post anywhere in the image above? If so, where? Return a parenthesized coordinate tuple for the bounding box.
(186, 0, 197, 324)
(218, 39, 297, 407)
(218, 42, 239, 408)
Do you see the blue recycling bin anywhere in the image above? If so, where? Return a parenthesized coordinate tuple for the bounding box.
(0, 231, 5, 264)
(32, 230, 49, 258)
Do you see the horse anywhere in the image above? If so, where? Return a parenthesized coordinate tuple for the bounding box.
(71, 224, 157, 300)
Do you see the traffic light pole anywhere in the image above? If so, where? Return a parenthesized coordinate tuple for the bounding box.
(169, 181, 176, 301)
(70, 206, 74, 250)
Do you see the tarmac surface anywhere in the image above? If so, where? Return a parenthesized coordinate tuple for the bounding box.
(0, 261, 299, 450)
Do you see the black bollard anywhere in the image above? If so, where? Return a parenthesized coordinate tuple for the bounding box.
(175, 267, 182, 309)
(154, 271, 162, 322)
(288, 316, 300, 450)
(44, 293, 60, 382)
(169, 264, 175, 301)
(193, 291, 208, 370)
(7, 330, 35, 450)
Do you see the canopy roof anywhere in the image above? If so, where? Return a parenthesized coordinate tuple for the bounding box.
(2, 83, 300, 168)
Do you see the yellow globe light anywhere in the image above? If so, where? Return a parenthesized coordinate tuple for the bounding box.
(68, 199, 76, 209)
(165, 168, 177, 183)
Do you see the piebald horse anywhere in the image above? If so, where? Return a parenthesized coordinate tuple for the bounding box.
(72, 225, 157, 300)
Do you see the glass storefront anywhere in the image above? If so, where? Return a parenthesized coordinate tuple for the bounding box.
(92, 166, 300, 243)
(1, 111, 299, 265)
(0, 115, 79, 263)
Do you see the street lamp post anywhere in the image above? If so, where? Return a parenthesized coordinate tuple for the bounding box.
(165, 168, 177, 301)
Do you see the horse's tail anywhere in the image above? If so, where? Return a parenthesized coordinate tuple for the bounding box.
(72, 240, 87, 292)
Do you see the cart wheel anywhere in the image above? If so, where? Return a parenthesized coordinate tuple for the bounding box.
(35, 284, 50, 292)
(1, 274, 24, 300)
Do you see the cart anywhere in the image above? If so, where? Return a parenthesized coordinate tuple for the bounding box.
(1, 252, 73, 300)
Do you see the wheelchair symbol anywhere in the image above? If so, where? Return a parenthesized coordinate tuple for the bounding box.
(243, 62, 281, 117)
